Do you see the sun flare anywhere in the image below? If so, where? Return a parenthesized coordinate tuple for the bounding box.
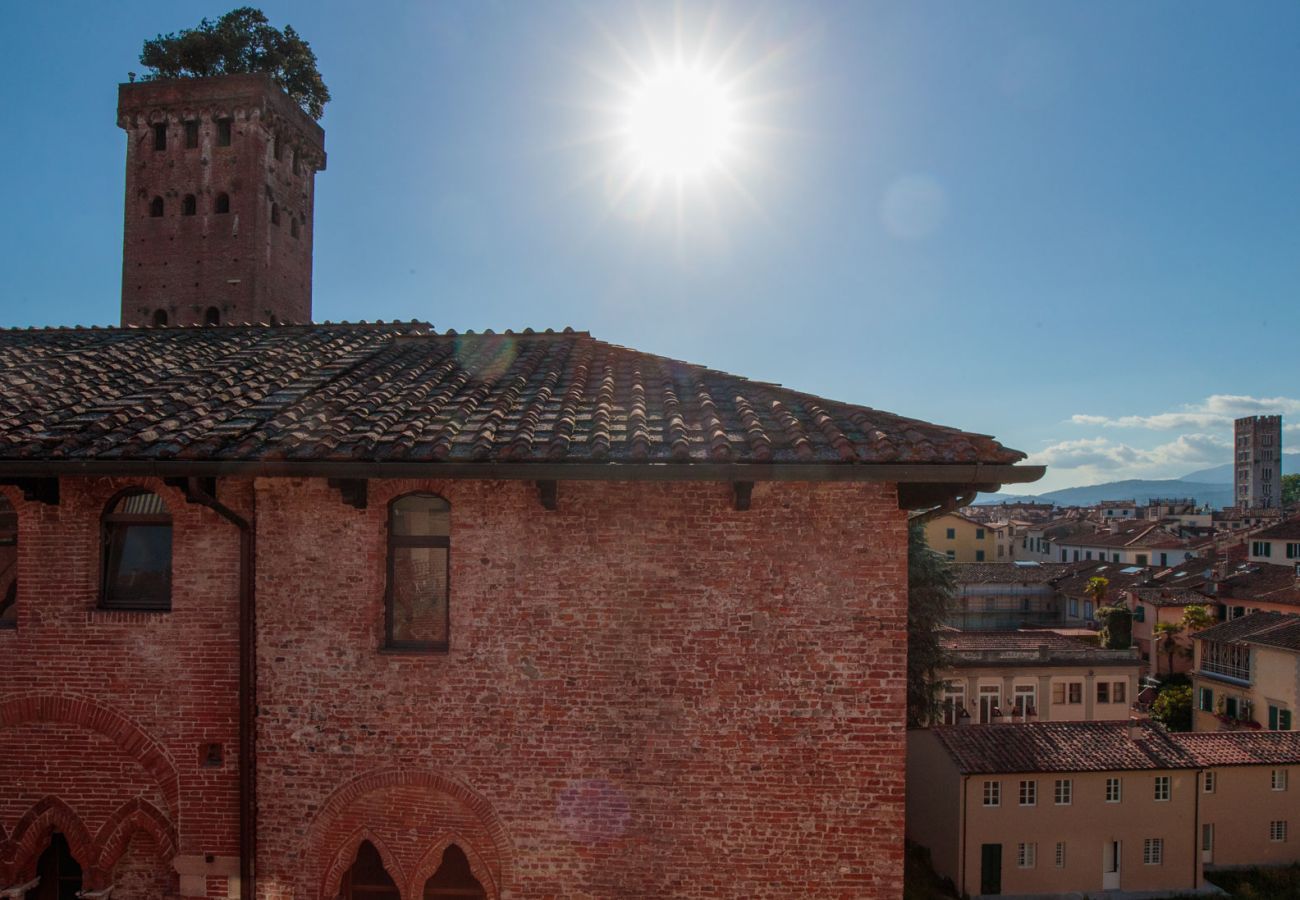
(625, 66, 735, 177)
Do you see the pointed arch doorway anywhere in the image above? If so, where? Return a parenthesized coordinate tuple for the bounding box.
(422, 844, 486, 898)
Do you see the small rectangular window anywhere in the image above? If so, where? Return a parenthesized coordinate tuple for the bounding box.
(1019, 780, 1036, 806)
(1154, 776, 1171, 801)
(1113, 682, 1126, 703)
(217, 117, 233, 147)
(1068, 683, 1082, 705)
(976, 528, 985, 539)
(1054, 842, 1065, 868)
(1272, 769, 1288, 791)
(1017, 842, 1036, 868)
(1144, 837, 1163, 865)
(1054, 779, 1072, 805)
(153, 122, 167, 151)
(1097, 682, 1110, 704)
(1106, 777, 1122, 803)
(946, 528, 955, 540)
(1203, 771, 1215, 793)
(185, 119, 199, 148)
(1199, 687, 1214, 712)
(1202, 823, 1214, 852)
(975, 550, 985, 562)
(983, 781, 1000, 807)
(1270, 820, 1288, 842)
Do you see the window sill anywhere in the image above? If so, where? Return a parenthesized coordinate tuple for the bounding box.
(378, 645, 449, 656)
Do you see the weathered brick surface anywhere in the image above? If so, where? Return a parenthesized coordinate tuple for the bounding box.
(254, 477, 908, 899)
(118, 75, 323, 327)
(0, 475, 909, 898)
(0, 478, 243, 894)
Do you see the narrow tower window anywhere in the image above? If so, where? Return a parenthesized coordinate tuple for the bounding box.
(149, 196, 164, 217)
(214, 193, 230, 214)
(185, 120, 199, 148)
(290, 217, 299, 238)
(153, 122, 168, 150)
(271, 203, 280, 226)
(216, 117, 232, 146)
(182, 194, 197, 216)
(204, 306, 221, 326)
(291, 148, 300, 175)
(153, 309, 169, 327)
(273, 134, 284, 161)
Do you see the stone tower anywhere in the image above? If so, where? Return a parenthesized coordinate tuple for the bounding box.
(1234, 414, 1283, 508)
(117, 73, 325, 326)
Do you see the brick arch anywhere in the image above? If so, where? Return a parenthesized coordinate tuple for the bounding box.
(306, 768, 512, 897)
(89, 797, 178, 888)
(320, 827, 405, 900)
(7, 796, 95, 882)
(0, 694, 180, 817)
(405, 833, 499, 900)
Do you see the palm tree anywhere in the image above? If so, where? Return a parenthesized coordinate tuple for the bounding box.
(1153, 621, 1184, 676)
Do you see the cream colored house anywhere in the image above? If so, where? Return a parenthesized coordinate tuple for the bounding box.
(936, 631, 1140, 725)
(926, 512, 1010, 563)
(1246, 519, 1300, 565)
(907, 722, 1300, 897)
(1191, 612, 1299, 733)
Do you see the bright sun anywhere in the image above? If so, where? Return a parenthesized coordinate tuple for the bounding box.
(625, 66, 735, 177)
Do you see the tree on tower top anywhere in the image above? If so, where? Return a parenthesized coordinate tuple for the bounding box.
(139, 7, 330, 120)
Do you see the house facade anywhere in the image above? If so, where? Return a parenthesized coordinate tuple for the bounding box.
(923, 512, 1010, 563)
(907, 722, 1300, 897)
(1191, 612, 1299, 733)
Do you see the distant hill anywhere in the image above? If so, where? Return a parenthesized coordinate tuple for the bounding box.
(1179, 463, 1233, 483)
(977, 479, 1234, 509)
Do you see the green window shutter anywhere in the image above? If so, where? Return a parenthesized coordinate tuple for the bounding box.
(1282, 709, 1293, 731)
(1270, 706, 1279, 730)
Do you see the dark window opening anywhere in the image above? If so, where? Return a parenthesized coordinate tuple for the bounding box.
(201, 742, 224, 767)
(268, 314, 280, 326)
(290, 217, 299, 238)
(339, 841, 400, 900)
(101, 490, 172, 611)
(273, 134, 284, 161)
(0, 495, 16, 629)
(386, 494, 451, 650)
(216, 117, 232, 146)
(152, 309, 169, 327)
(152, 122, 167, 151)
(271, 203, 280, 226)
(182, 194, 197, 216)
(185, 120, 199, 149)
(149, 196, 164, 217)
(32, 832, 83, 900)
(291, 148, 300, 175)
(204, 306, 221, 326)
(423, 845, 487, 899)
(215, 193, 230, 214)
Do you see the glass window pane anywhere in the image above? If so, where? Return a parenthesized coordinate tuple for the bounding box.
(105, 524, 172, 607)
(391, 545, 448, 644)
(392, 495, 450, 537)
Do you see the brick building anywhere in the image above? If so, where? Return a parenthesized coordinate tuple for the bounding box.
(0, 74, 1042, 899)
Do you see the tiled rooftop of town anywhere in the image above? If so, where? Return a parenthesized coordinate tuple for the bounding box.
(1194, 611, 1300, 651)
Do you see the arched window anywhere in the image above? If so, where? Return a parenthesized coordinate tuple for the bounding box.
(204, 306, 221, 326)
(101, 490, 172, 611)
(182, 194, 197, 216)
(215, 193, 231, 214)
(338, 841, 399, 900)
(423, 845, 486, 898)
(290, 217, 300, 238)
(149, 196, 164, 217)
(0, 494, 16, 629)
(271, 203, 280, 226)
(152, 122, 167, 151)
(152, 309, 168, 327)
(32, 832, 82, 898)
(386, 494, 450, 650)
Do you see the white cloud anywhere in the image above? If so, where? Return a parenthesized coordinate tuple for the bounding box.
(1028, 433, 1230, 475)
(1070, 394, 1300, 431)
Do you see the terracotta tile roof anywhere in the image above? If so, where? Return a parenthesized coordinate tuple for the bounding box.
(1126, 587, 1212, 608)
(941, 630, 1139, 669)
(1217, 563, 1300, 605)
(951, 562, 1077, 585)
(1051, 561, 1154, 598)
(1193, 611, 1300, 651)
(941, 631, 1092, 652)
(1172, 731, 1300, 767)
(1251, 518, 1300, 541)
(0, 325, 1028, 468)
(931, 721, 1199, 774)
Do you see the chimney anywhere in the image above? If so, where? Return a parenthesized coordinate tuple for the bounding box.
(1127, 718, 1143, 741)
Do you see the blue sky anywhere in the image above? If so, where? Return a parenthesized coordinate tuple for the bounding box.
(1, 1, 1297, 492)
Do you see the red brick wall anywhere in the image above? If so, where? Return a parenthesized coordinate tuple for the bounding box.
(253, 478, 908, 899)
(0, 478, 243, 895)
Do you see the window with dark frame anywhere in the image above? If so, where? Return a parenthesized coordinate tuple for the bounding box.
(185, 119, 199, 148)
(217, 117, 233, 146)
(386, 493, 450, 650)
(339, 840, 400, 899)
(153, 121, 167, 150)
(0, 494, 16, 629)
(182, 194, 197, 216)
(149, 196, 164, 217)
(101, 490, 172, 611)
